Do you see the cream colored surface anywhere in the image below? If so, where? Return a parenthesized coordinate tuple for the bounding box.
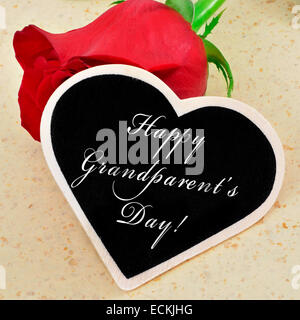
(0, 0, 299, 300)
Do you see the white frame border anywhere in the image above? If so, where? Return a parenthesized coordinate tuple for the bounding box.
(40, 64, 285, 290)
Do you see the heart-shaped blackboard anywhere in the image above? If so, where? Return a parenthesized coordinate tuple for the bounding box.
(41, 65, 284, 290)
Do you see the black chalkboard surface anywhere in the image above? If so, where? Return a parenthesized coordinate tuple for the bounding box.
(40, 65, 284, 290)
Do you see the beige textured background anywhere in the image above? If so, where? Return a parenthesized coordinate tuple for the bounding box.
(0, 0, 299, 300)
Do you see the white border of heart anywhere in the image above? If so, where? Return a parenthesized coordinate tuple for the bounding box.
(41, 64, 285, 290)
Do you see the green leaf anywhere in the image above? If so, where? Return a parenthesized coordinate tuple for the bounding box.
(201, 37, 234, 97)
(165, 0, 194, 23)
(192, 0, 225, 33)
(110, 0, 125, 5)
(201, 9, 225, 39)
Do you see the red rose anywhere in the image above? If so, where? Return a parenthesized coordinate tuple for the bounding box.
(14, 0, 233, 141)
(13, 0, 207, 141)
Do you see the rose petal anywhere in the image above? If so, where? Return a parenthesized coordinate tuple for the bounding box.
(13, 0, 207, 141)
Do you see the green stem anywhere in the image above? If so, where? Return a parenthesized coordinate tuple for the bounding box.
(201, 37, 234, 97)
(192, 0, 226, 33)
